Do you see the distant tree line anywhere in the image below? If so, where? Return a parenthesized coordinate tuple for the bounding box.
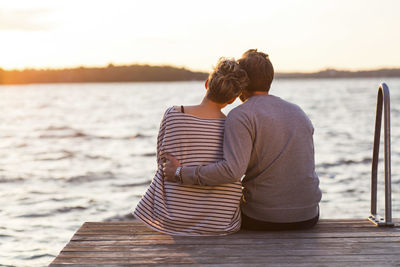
(276, 68, 400, 79)
(0, 64, 208, 85)
(1, 65, 400, 85)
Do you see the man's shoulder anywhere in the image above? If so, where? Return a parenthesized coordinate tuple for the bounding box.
(224, 105, 252, 129)
(267, 95, 307, 115)
(226, 95, 276, 120)
(226, 95, 307, 119)
(267, 94, 298, 107)
(273, 98, 313, 128)
(227, 103, 250, 119)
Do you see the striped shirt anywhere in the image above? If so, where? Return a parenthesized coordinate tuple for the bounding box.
(133, 107, 242, 236)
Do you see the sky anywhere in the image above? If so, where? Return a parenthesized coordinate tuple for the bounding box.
(0, 0, 399, 72)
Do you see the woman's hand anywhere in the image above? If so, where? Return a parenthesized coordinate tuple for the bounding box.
(162, 154, 181, 182)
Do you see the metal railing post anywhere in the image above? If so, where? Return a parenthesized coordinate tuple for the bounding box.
(368, 83, 394, 227)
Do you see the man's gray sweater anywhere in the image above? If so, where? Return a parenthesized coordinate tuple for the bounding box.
(181, 94, 322, 223)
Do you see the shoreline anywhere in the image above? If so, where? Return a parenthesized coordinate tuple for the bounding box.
(1, 65, 400, 85)
(1, 76, 400, 86)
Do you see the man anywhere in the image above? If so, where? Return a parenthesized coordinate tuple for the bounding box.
(164, 49, 322, 230)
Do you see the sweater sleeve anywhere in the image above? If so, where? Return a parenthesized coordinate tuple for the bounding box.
(156, 108, 170, 166)
(181, 109, 253, 185)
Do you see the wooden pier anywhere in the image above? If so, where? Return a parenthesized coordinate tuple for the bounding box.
(50, 219, 400, 266)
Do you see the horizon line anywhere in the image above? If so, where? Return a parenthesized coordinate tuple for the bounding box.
(2, 63, 400, 74)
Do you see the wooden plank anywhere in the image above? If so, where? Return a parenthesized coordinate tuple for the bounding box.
(73, 226, 400, 234)
(62, 237, 400, 247)
(49, 264, 395, 267)
(50, 219, 400, 266)
(77, 221, 399, 230)
(56, 247, 400, 258)
(50, 255, 400, 265)
(70, 232, 400, 242)
(72, 229, 397, 236)
(61, 242, 400, 252)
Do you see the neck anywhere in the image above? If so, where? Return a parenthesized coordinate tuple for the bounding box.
(241, 90, 268, 101)
(251, 91, 268, 96)
(200, 97, 225, 110)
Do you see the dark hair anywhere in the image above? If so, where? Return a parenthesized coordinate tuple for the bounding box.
(238, 49, 274, 92)
(207, 58, 248, 104)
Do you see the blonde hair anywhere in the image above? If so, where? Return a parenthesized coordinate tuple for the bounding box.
(207, 58, 249, 104)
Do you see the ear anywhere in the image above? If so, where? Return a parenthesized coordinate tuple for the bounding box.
(226, 97, 236, 105)
(205, 79, 209, 90)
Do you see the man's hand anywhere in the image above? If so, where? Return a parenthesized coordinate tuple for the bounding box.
(162, 153, 181, 182)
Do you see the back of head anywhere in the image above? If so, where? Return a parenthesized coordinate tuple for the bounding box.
(238, 49, 274, 92)
(207, 58, 249, 104)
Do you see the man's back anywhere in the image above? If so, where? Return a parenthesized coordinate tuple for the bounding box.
(167, 49, 321, 225)
(229, 94, 321, 223)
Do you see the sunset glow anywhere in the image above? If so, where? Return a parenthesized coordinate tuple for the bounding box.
(1, 0, 399, 72)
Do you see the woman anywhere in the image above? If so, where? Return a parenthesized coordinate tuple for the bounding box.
(133, 58, 248, 236)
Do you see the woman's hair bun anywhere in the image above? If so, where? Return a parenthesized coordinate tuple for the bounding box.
(207, 58, 249, 104)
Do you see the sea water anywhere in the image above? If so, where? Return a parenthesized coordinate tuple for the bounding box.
(0, 78, 399, 266)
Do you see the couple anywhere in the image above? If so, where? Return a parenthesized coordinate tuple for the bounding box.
(133, 49, 322, 235)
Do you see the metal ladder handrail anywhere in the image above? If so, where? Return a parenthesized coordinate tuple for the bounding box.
(368, 83, 394, 227)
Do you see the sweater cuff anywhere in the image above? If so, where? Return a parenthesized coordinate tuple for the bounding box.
(181, 166, 198, 185)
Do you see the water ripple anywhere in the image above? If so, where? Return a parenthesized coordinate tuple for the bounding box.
(317, 157, 372, 168)
(65, 171, 115, 183)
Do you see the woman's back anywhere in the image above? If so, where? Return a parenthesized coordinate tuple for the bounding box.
(133, 107, 242, 236)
